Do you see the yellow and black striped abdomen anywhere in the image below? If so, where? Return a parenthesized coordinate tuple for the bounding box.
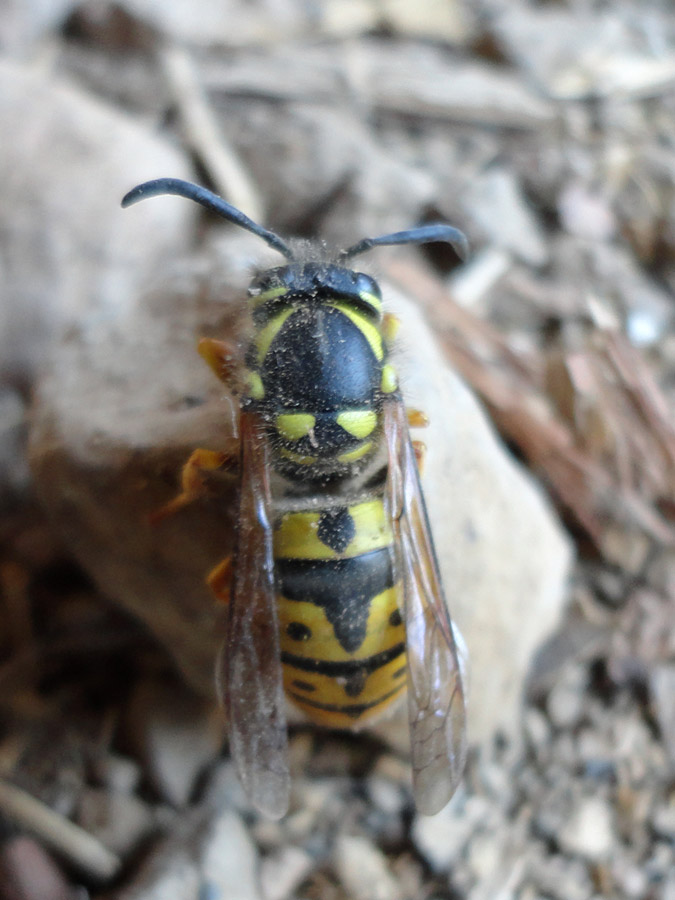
(274, 498, 406, 728)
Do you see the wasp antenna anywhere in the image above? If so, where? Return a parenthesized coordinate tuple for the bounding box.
(339, 223, 469, 262)
(121, 178, 294, 260)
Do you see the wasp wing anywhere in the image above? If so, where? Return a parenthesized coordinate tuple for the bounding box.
(216, 409, 290, 818)
(383, 397, 467, 815)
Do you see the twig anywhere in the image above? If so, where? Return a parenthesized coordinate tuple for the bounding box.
(0, 779, 120, 881)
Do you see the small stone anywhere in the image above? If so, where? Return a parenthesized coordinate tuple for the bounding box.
(465, 829, 505, 884)
(576, 728, 609, 764)
(646, 550, 675, 597)
(374, 0, 474, 44)
(465, 167, 549, 267)
(0, 836, 74, 900)
(112, 809, 261, 900)
(476, 759, 511, 801)
(600, 527, 651, 575)
(651, 803, 675, 840)
(412, 793, 489, 872)
(125, 679, 225, 807)
(94, 754, 142, 795)
(333, 835, 401, 900)
(611, 858, 650, 899)
(366, 775, 406, 817)
(662, 872, 675, 900)
(78, 788, 155, 858)
(524, 707, 552, 751)
(201, 812, 262, 900)
(203, 759, 251, 816)
(558, 182, 616, 241)
(644, 841, 674, 882)
(551, 733, 577, 768)
(558, 796, 615, 861)
(547, 673, 586, 729)
(589, 244, 674, 351)
(640, 664, 675, 761)
(259, 846, 314, 900)
(529, 849, 596, 900)
(611, 712, 654, 766)
(533, 786, 572, 843)
(626, 308, 664, 348)
(0, 0, 74, 53)
(448, 246, 512, 311)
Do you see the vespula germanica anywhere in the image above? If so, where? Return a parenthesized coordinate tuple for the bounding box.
(122, 178, 468, 818)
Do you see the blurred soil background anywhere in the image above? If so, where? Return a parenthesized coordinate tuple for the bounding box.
(1, 1, 675, 898)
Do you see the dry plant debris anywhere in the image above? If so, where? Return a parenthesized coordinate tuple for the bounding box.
(1, 0, 675, 898)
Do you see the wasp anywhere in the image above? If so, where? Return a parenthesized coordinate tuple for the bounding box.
(122, 178, 468, 818)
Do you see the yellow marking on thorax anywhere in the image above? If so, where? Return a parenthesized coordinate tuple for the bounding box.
(337, 442, 373, 464)
(380, 363, 398, 393)
(276, 413, 316, 441)
(255, 306, 295, 364)
(278, 447, 317, 466)
(249, 285, 288, 308)
(246, 371, 265, 400)
(382, 312, 400, 344)
(329, 302, 384, 361)
(336, 409, 377, 439)
(359, 291, 383, 316)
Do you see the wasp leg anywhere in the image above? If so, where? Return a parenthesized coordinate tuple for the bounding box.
(412, 440, 427, 475)
(207, 556, 232, 605)
(148, 447, 235, 524)
(407, 408, 430, 428)
(198, 338, 239, 385)
(382, 312, 401, 344)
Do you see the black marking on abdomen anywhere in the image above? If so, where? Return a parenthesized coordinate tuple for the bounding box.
(287, 684, 405, 719)
(317, 507, 355, 553)
(277, 549, 395, 652)
(291, 680, 316, 693)
(344, 668, 368, 697)
(281, 642, 405, 677)
(286, 622, 312, 641)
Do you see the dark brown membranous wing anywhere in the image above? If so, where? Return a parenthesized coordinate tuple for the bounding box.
(216, 409, 290, 818)
(383, 397, 467, 815)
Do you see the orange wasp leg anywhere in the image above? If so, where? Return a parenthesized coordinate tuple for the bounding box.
(407, 408, 429, 429)
(149, 338, 241, 525)
(207, 556, 232, 606)
(198, 338, 239, 384)
(382, 312, 401, 344)
(148, 447, 235, 524)
(407, 409, 429, 476)
(412, 440, 427, 475)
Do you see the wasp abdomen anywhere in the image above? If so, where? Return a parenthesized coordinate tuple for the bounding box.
(274, 499, 406, 727)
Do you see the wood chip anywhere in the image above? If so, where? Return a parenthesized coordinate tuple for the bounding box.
(0, 778, 121, 881)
